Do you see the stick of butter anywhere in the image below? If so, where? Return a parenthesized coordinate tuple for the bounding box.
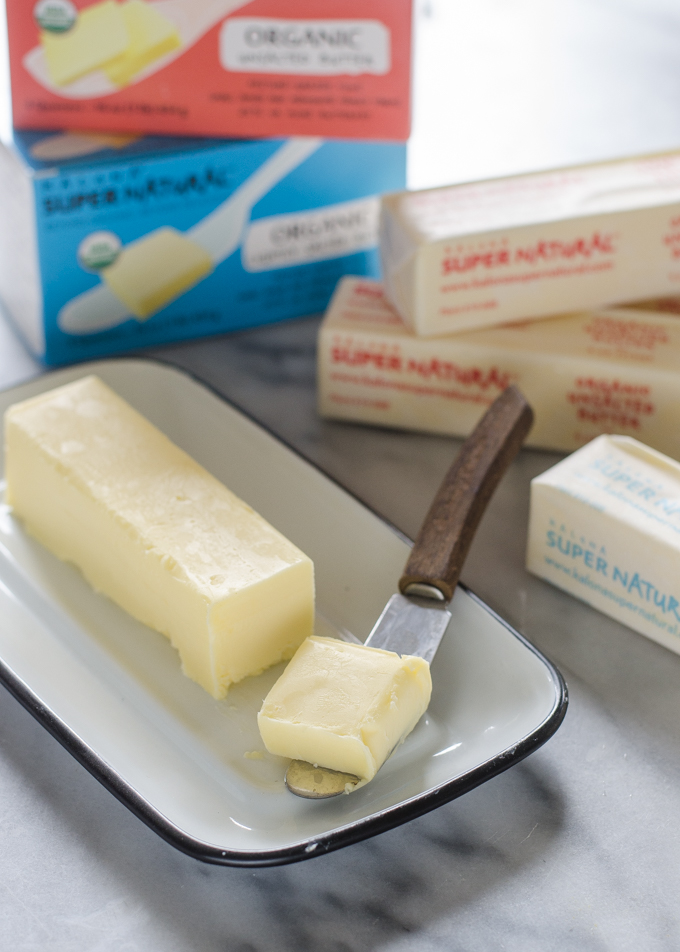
(527, 435, 680, 656)
(318, 276, 680, 459)
(101, 226, 214, 319)
(42, 0, 130, 87)
(257, 636, 432, 781)
(104, 1, 182, 88)
(4, 375, 314, 699)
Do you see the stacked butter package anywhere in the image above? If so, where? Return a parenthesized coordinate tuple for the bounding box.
(320, 152, 680, 459)
(0, 0, 412, 364)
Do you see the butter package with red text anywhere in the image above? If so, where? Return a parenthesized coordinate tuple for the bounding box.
(380, 152, 680, 336)
(318, 277, 680, 458)
(6, 0, 411, 140)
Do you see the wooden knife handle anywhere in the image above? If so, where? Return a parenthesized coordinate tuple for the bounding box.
(399, 385, 534, 602)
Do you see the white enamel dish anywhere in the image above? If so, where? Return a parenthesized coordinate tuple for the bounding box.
(0, 359, 567, 866)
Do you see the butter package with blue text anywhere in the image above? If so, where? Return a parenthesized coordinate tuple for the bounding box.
(527, 435, 680, 655)
(0, 129, 405, 365)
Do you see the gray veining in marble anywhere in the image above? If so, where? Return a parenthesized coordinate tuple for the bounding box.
(2, 0, 680, 949)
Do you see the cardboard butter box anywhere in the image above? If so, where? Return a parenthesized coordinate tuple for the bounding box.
(380, 151, 680, 336)
(527, 435, 680, 657)
(318, 277, 680, 459)
(0, 130, 406, 365)
(6, 0, 412, 141)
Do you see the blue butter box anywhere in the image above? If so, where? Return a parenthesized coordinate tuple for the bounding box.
(0, 129, 405, 365)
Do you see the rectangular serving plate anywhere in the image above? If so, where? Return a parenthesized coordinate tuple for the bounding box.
(0, 358, 567, 866)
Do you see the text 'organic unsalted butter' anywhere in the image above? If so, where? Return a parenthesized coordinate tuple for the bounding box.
(258, 636, 432, 782)
(4, 375, 315, 698)
(527, 435, 680, 655)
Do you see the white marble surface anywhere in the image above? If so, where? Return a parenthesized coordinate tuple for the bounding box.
(2, 0, 680, 949)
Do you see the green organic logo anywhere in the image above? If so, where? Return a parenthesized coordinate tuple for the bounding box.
(34, 0, 77, 33)
(78, 232, 122, 271)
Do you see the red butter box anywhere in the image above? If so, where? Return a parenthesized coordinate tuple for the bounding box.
(7, 0, 412, 140)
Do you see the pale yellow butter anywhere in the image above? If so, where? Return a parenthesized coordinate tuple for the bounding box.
(258, 636, 432, 781)
(4, 376, 314, 699)
(105, 1, 182, 87)
(42, 0, 130, 87)
(102, 227, 213, 318)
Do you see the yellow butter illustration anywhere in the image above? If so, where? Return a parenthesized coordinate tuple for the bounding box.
(102, 226, 213, 318)
(105, 1, 182, 87)
(42, 0, 130, 87)
(41, 0, 181, 89)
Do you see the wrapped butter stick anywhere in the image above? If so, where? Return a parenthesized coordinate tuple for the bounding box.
(527, 435, 680, 655)
(318, 277, 680, 459)
(380, 151, 680, 335)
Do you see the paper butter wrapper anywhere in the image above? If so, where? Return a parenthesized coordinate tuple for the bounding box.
(318, 276, 680, 458)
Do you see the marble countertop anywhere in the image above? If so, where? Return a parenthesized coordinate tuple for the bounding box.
(2, 0, 680, 949)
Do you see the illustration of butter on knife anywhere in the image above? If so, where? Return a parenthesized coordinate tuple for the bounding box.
(58, 137, 322, 335)
(26, 0, 248, 97)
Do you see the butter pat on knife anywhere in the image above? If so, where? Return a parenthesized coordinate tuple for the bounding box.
(4, 375, 314, 699)
(258, 636, 432, 782)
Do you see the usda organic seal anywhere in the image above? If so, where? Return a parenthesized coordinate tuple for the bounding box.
(77, 232, 122, 272)
(34, 0, 77, 33)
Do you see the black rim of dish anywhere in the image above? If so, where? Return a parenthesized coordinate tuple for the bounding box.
(0, 356, 569, 868)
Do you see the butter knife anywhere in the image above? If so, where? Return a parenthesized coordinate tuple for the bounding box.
(286, 384, 534, 798)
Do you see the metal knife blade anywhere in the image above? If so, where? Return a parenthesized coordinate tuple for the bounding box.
(364, 593, 451, 663)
